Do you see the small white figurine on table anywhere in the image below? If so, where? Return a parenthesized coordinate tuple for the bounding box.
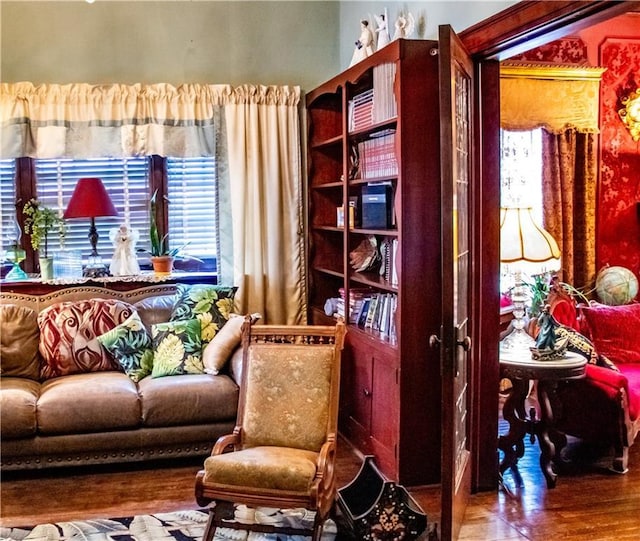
(109, 224, 140, 276)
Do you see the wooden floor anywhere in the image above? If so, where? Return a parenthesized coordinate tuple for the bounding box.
(1, 434, 639, 540)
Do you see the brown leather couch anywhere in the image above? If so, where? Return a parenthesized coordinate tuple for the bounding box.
(0, 284, 241, 470)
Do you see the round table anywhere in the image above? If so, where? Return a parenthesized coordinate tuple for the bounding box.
(498, 348, 587, 489)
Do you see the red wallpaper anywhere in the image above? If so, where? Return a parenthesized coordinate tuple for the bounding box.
(511, 15, 640, 283)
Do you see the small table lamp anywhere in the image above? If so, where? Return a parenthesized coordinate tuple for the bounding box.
(64, 178, 118, 278)
(500, 206, 561, 352)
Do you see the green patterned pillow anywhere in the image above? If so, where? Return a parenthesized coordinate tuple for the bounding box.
(169, 284, 237, 347)
(151, 318, 204, 378)
(97, 311, 154, 382)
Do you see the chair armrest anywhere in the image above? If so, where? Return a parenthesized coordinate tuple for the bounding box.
(584, 363, 628, 392)
(211, 427, 242, 455)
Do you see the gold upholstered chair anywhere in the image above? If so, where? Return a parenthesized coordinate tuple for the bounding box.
(195, 317, 346, 541)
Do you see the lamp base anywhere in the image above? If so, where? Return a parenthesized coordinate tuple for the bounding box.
(5, 263, 28, 281)
(500, 328, 535, 354)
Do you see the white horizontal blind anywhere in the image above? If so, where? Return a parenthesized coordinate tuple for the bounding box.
(0, 159, 17, 251)
(166, 157, 218, 269)
(35, 158, 150, 260)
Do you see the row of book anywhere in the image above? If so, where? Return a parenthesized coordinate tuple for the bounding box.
(347, 62, 397, 132)
(355, 292, 397, 342)
(378, 237, 398, 286)
(357, 130, 398, 179)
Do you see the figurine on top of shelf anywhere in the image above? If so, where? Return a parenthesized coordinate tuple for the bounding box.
(375, 9, 390, 49)
(109, 224, 140, 276)
(350, 19, 376, 66)
(393, 11, 415, 41)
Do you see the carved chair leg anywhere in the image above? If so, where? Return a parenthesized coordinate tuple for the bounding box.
(202, 508, 217, 541)
(311, 514, 325, 541)
(611, 444, 629, 474)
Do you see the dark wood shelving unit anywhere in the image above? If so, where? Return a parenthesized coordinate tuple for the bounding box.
(306, 39, 443, 485)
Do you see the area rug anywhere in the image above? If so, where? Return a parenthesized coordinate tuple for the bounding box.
(0, 507, 338, 541)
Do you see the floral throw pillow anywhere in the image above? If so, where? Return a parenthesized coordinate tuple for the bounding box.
(97, 312, 154, 382)
(169, 284, 237, 347)
(151, 318, 204, 378)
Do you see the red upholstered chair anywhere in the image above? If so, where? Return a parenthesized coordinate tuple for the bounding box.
(552, 299, 640, 473)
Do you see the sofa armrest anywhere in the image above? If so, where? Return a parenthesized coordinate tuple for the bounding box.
(584, 363, 628, 392)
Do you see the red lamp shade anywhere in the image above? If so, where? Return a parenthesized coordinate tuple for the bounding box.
(64, 178, 118, 219)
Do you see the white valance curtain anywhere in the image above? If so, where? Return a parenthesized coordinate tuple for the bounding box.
(1, 82, 306, 324)
(0, 82, 232, 158)
(500, 64, 605, 134)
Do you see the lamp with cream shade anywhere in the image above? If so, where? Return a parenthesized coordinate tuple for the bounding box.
(500, 206, 561, 352)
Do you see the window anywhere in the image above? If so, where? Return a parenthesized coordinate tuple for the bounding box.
(35, 157, 150, 260)
(500, 128, 543, 223)
(167, 156, 218, 272)
(0, 159, 17, 251)
(1, 156, 220, 274)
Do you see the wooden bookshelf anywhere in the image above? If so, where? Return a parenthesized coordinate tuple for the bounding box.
(306, 39, 443, 485)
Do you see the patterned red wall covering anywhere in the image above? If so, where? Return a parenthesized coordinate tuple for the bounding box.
(510, 15, 640, 283)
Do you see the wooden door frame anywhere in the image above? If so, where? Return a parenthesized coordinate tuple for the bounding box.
(460, 0, 640, 492)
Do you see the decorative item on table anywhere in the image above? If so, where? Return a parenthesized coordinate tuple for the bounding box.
(499, 206, 561, 352)
(529, 305, 568, 361)
(109, 224, 140, 276)
(2, 215, 27, 280)
(349, 235, 380, 272)
(22, 198, 66, 281)
(147, 189, 183, 275)
(350, 18, 375, 67)
(595, 265, 638, 306)
(63, 178, 118, 278)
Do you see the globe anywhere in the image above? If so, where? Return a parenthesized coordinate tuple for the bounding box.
(595, 266, 639, 305)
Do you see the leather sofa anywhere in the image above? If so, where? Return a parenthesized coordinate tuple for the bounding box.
(547, 287, 640, 473)
(0, 284, 243, 471)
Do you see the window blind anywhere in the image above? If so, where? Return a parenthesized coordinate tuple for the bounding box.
(166, 156, 218, 270)
(0, 159, 17, 251)
(35, 158, 150, 260)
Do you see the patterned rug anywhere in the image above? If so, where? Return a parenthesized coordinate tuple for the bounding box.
(0, 507, 338, 541)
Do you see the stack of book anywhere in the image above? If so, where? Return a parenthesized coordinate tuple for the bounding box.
(355, 292, 398, 342)
(337, 287, 373, 324)
(358, 130, 398, 179)
(348, 89, 374, 132)
(372, 62, 397, 123)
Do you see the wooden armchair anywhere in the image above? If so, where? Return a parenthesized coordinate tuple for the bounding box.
(195, 317, 346, 541)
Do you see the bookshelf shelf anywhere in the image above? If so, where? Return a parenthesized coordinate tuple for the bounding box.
(306, 39, 443, 485)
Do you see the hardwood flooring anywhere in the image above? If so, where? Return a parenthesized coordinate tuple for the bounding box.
(1, 435, 639, 540)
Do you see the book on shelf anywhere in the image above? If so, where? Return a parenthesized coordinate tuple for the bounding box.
(339, 287, 372, 324)
(348, 88, 374, 131)
(372, 62, 397, 123)
(358, 130, 398, 179)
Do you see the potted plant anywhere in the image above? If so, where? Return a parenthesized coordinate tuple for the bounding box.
(22, 199, 66, 280)
(148, 190, 181, 274)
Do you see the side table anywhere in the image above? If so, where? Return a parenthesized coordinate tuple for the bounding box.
(498, 348, 587, 489)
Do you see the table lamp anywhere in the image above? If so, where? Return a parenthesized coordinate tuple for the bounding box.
(4, 216, 28, 280)
(500, 206, 561, 352)
(64, 178, 118, 277)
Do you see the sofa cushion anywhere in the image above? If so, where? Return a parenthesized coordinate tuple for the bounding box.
(98, 311, 154, 382)
(169, 284, 237, 347)
(0, 304, 41, 380)
(38, 299, 135, 379)
(37, 372, 141, 435)
(0, 377, 40, 439)
(133, 294, 175, 332)
(138, 373, 239, 427)
(151, 319, 203, 378)
(580, 302, 640, 364)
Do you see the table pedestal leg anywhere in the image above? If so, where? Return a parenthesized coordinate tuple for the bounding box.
(498, 378, 530, 488)
(536, 380, 559, 488)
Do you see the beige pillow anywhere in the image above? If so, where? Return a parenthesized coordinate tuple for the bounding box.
(202, 313, 260, 375)
(0, 304, 41, 380)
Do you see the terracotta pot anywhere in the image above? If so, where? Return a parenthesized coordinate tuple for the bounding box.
(151, 256, 174, 275)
